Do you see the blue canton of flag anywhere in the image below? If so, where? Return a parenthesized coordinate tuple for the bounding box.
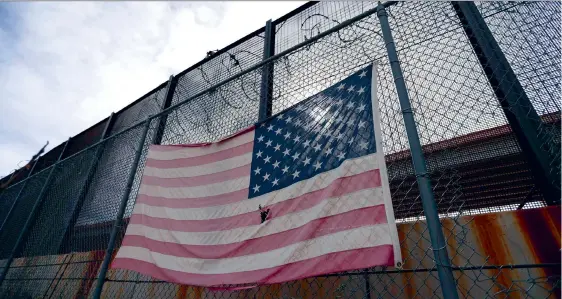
(249, 66, 376, 198)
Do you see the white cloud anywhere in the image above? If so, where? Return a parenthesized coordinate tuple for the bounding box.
(0, 1, 305, 176)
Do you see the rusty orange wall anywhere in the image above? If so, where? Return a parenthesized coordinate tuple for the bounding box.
(0, 207, 559, 298)
(391, 206, 561, 299)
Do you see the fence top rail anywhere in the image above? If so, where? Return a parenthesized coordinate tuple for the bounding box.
(272, 1, 320, 25)
(0, 0, 397, 194)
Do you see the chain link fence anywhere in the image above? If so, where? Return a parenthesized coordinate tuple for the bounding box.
(0, 1, 559, 298)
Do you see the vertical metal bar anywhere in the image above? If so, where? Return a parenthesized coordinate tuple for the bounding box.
(376, 4, 459, 299)
(151, 75, 178, 145)
(0, 158, 40, 236)
(0, 138, 70, 288)
(451, 1, 560, 205)
(57, 113, 115, 253)
(258, 19, 276, 121)
(92, 119, 151, 299)
(363, 272, 371, 299)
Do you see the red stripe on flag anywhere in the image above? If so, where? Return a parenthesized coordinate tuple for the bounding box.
(122, 205, 387, 259)
(130, 170, 382, 232)
(111, 244, 394, 287)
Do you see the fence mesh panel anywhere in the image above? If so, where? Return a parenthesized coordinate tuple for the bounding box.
(0, 184, 24, 231)
(387, 2, 560, 298)
(158, 33, 265, 148)
(63, 118, 109, 159)
(109, 86, 168, 136)
(476, 0, 562, 206)
(0, 170, 50, 260)
(0, 2, 559, 298)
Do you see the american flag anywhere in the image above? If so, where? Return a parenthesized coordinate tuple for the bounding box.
(112, 63, 401, 287)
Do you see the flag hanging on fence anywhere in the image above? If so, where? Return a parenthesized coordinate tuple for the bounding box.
(112, 63, 401, 287)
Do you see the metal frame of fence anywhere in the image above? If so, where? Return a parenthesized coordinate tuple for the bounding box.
(0, 1, 559, 298)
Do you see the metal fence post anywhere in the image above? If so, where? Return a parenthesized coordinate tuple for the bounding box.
(152, 75, 178, 145)
(0, 158, 40, 237)
(0, 138, 70, 288)
(92, 119, 151, 299)
(451, 1, 561, 206)
(258, 19, 275, 121)
(376, 4, 460, 299)
(57, 113, 115, 253)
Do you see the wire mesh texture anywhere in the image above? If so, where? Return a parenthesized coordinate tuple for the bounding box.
(0, 1, 560, 299)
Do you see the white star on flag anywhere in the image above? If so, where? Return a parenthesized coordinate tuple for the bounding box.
(291, 152, 300, 161)
(357, 87, 366, 95)
(313, 161, 322, 170)
(358, 120, 366, 129)
(359, 141, 369, 150)
(357, 104, 366, 112)
(335, 132, 344, 140)
(291, 170, 300, 179)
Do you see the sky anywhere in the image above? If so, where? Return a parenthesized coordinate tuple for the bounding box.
(0, 1, 306, 177)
